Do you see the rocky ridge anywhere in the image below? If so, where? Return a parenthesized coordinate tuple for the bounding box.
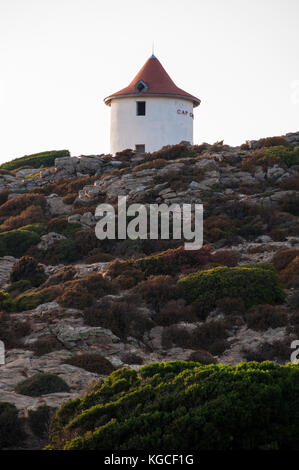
(0, 132, 299, 448)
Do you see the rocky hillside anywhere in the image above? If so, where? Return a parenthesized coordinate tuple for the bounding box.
(0, 131, 299, 449)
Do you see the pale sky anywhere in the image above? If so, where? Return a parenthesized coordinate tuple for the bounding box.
(0, 0, 298, 163)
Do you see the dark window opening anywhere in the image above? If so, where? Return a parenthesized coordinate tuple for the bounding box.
(135, 144, 145, 154)
(136, 101, 146, 116)
(135, 80, 148, 92)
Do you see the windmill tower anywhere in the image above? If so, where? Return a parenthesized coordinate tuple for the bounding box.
(104, 55, 201, 155)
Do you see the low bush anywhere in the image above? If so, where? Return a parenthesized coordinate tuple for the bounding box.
(278, 192, 299, 216)
(126, 246, 239, 278)
(0, 228, 40, 257)
(63, 193, 77, 205)
(150, 143, 198, 161)
(243, 340, 291, 363)
(155, 299, 197, 326)
(0, 150, 70, 171)
(28, 406, 55, 439)
(84, 252, 115, 264)
(15, 373, 70, 396)
(176, 264, 285, 313)
(74, 229, 99, 256)
(10, 256, 47, 287)
(0, 205, 45, 231)
(188, 349, 217, 364)
(15, 285, 62, 311)
(29, 238, 79, 264)
(245, 305, 288, 331)
(272, 248, 299, 271)
(106, 259, 145, 289)
(0, 290, 15, 311)
(57, 273, 115, 309)
(83, 296, 154, 340)
(132, 159, 168, 172)
(0, 402, 24, 449)
(161, 325, 192, 349)
(263, 146, 299, 167)
(121, 352, 144, 365)
(279, 256, 299, 287)
(287, 290, 299, 309)
(257, 136, 290, 148)
(0, 193, 47, 218)
(46, 218, 81, 237)
(280, 176, 299, 191)
(191, 321, 229, 354)
(241, 146, 299, 172)
(215, 297, 246, 315)
(7, 279, 32, 296)
(30, 337, 63, 356)
(48, 361, 299, 450)
(132, 275, 176, 312)
(56, 284, 94, 309)
(133, 246, 212, 276)
(0, 190, 9, 206)
(0, 313, 31, 348)
(41, 266, 77, 288)
(65, 354, 115, 375)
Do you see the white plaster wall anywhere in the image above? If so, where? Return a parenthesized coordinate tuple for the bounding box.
(109, 97, 194, 154)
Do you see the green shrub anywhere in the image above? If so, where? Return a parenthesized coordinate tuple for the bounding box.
(0, 228, 40, 257)
(46, 218, 81, 237)
(10, 256, 47, 287)
(176, 264, 285, 313)
(0, 402, 24, 449)
(7, 279, 32, 296)
(19, 223, 45, 235)
(48, 361, 299, 450)
(15, 285, 62, 311)
(48, 239, 79, 263)
(263, 146, 299, 167)
(15, 373, 70, 396)
(0, 290, 15, 311)
(0, 150, 70, 171)
(242, 146, 299, 171)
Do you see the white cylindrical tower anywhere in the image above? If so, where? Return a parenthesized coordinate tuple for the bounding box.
(104, 55, 200, 155)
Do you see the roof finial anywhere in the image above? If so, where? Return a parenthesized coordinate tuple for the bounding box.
(151, 41, 156, 58)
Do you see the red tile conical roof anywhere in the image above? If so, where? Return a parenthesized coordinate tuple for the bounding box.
(104, 55, 201, 107)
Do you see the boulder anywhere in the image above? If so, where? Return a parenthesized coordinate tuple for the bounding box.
(78, 156, 104, 174)
(37, 232, 67, 250)
(55, 156, 79, 176)
(46, 195, 72, 216)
